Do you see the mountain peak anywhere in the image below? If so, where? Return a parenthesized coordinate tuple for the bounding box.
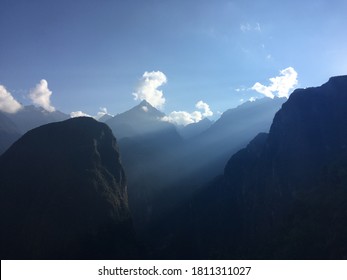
(139, 99, 152, 107)
(106, 100, 173, 139)
(136, 100, 163, 114)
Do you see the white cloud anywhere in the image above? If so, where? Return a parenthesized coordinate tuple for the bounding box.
(70, 111, 91, 118)
(252, 82, 275, 98)
(96, 107, 113, 119)
(72, 107, 115, 120)
(162, 111, 202, 126)
(29, 79, 55, 112)
(249, 97, 257, 102)
(163, 100, 213, 126)
(133, 71, 167, 109)
(252, 67, 298, 99)
(99, 107, 108, 115)
(195, 100, 213, 117)
(142, 106, 148, 112)
(0, 85, 23, 113)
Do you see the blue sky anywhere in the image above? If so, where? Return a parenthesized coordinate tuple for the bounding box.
(1, 0, 347, 121)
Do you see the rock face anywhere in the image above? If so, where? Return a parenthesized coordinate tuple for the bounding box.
(154, 76, 347, 259)
(231, 75, 347, 259)
(0, 117, 139, 259)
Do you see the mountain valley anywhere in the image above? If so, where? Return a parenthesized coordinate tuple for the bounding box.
(1, 76, 347, 259)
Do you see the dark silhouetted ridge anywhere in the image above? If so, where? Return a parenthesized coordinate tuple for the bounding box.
(0, 117, 140, 259)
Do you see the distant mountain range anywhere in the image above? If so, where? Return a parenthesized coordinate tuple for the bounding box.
(102, 97, 285, 232)
(179, 97, 286, 184)
(176, 118, 213, 139)
(0, 105, 69, 154)
(4, 105, 69, 134)
(0, 112, 21, 155)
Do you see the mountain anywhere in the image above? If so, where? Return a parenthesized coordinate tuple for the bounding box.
(0, 112, 21, 154)
(4, 105, 69, 134)
(191, 97, 286, 176)
(97, 113, 113, 123)
(106, 101, 183, 231)
(0, 105, 69, 154)
(177, 118, 213, 139)
(171, 97, 287, 189)
(108, 98, 285, 233)
(0, 117, 140, 259)
(106, 100, 173, 139)
(153, 76, 347, 259)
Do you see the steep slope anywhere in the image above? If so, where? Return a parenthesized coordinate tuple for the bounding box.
(221, 76, 347, 259)
(154, 76, 347, 259)
(5, 105, 69, 134)
(0, 112, 21, 154)
(0, 117, 139, 259)
(175, 97, 286, 187)
(177, 118, 213, 139)
(198, 97, 285, 171)
(98, 113, 113, 123)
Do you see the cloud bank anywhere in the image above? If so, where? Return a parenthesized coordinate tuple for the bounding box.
(71, 107, 114, 119)
(0, 85, 23, 113)
(133, 71, 167, 109)
(70, 111, 91, 118)
(29, 79, 55, 112)
(163, 100, 213, 126)
(252, 67, 298, 98)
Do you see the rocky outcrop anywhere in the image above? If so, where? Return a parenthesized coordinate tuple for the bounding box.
(0, 117, 139, 259)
